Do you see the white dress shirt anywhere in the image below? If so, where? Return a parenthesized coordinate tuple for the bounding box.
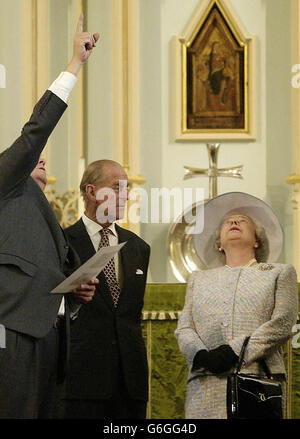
(82, 213, 123, 286)
(66, 216, 123, 320)
(48, 71, 77, 103)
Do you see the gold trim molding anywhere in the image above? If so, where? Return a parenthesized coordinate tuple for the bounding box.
(286, 174, 300, 186)
(45, 188, 79, 228)
(21, 0, 58, 184)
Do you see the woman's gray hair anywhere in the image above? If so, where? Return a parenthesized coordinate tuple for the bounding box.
(214, 216, 268, 262)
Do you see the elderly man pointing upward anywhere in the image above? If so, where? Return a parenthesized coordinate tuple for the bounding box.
(0, 15, 99, 419)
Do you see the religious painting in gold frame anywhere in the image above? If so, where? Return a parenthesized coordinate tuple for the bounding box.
(174, 0, 256, 141)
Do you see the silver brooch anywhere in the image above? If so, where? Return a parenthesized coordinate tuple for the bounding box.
(259, 264, 274, 271)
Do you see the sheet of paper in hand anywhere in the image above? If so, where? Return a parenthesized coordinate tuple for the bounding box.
(51, 242, 126, 293)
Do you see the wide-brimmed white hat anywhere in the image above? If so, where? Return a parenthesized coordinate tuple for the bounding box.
(193, 192, 283, 269)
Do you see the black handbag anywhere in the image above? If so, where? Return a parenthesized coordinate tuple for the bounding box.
(227, 336, 283, 419)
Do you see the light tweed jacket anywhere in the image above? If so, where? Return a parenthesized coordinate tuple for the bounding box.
(175, 263, 298, 380)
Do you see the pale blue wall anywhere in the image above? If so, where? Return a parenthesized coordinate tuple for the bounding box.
(0, 0, 294, 282)
(138, 0, 293, 281)
(0, 1, 22, 153)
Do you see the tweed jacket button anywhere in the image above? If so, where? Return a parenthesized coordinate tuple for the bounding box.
(222, 322, 229, 327)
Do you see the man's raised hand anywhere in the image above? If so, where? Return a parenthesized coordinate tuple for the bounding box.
(74, 13, 99, 63)
(66, 13, 99, 76)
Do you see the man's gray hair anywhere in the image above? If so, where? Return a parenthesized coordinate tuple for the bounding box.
(80, 159, 123, 205)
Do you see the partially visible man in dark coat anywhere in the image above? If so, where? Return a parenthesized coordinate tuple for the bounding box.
(0, 15, 99, 419)
(63, 160, 150, 419)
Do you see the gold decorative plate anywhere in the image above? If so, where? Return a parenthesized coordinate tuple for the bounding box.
(167, 200, 207, 282)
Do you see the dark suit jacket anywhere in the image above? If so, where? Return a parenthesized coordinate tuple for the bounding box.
(0, 90, 72, 339)
(64, 218, 150, 401)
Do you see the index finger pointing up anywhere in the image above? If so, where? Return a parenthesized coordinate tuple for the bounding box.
(76, 12, 84, 33)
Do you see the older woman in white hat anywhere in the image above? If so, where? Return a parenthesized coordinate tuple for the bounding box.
(175, 192, 298, 419)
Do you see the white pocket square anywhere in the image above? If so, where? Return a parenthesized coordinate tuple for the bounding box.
(136, 269, 143, 275)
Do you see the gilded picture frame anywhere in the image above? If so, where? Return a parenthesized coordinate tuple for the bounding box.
(174, 0, 256, 141)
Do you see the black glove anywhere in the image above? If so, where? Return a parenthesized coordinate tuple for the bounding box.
(192, 349, 210, 372)
(206, 345, 239, 374)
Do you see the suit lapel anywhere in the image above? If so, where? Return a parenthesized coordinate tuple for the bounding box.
(67, 220, 139, 312)
(67, 219, 95, 264)
(30, 179, 68, 266)
(66, 219, 115, 312)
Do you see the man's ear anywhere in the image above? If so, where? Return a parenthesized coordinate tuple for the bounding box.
(85, 184, 97, 202)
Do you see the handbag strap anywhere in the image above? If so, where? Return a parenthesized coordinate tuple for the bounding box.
(236, 336, 273, 378)
(236, 336, 250, 373)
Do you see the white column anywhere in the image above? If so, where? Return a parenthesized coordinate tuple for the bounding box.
(112, 0, 145, 234)
(286, 0, 300, 420)
(287, 0, 300, 274)
(67, 0, 85, 194)
(22, 0, 51, 164)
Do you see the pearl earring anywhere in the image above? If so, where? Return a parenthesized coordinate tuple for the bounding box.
(254, 243, 258, 248)
(218, 247, 223, 252)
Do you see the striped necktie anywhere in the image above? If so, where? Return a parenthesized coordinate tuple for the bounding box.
(98, 228, 121, 307)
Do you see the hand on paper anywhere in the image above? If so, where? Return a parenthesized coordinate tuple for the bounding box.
(72, 277, 99, 304)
